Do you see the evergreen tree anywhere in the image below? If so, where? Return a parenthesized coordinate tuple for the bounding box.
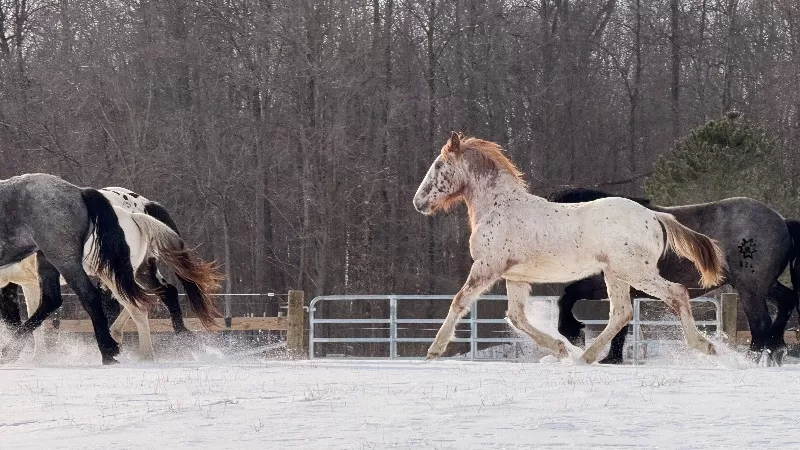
(645, 111, 798, 217)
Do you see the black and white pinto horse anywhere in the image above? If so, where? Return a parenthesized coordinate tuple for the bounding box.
(0, 174, 153, 364)
(99, 187, 217, 340)
(550, 188, 800, 365)
(0, 186, 221, 361)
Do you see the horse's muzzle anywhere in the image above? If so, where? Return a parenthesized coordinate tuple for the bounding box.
(413, 198, 431, 214)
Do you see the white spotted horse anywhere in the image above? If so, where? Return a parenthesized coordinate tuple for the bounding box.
(549, 188, 800, 365)
(0, 186, 222, 361)
(414, 133, 726, 364)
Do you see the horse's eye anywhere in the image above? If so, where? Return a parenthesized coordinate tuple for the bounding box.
(434, 161, 443, 170)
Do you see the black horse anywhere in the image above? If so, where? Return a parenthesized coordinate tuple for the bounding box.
(549, 188, 799, 365)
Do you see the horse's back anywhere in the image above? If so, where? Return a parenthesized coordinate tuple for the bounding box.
(497, 195, 665, 283)
(0, 173, 91, 265)
(100, 187, 149, 213)
(570, 197, 666, 259)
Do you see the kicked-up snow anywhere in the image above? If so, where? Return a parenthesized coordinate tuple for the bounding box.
(0, 349, 797, 449)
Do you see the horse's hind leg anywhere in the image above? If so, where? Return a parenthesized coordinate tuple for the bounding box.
(141, 258, 188, 334)
(599, 325, 629, 365)
(557, 280, 590, 347)
(161, 282, 188, 334)
(0, 283, 21, 329)
(581, 274, 632, 364)
(106, 284, 154, 361)
(766, 283, 794, 365)
(507, 281, 568, 357)
(628, 274, 715, 356)
(109, 305, 130, 344)
(96, 283, 129, 344)
(738, 289, 771, 361)
(125, 303, 154, 361)
(55, 262, 120, 365)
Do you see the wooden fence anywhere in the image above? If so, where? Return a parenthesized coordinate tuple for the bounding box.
(42, 290, 308, 356)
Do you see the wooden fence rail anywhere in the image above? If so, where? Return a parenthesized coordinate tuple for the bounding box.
(42, 317, 288, 333)
(39, 290, 308, 357)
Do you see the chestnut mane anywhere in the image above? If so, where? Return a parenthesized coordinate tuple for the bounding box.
(442, 135, 528, 188)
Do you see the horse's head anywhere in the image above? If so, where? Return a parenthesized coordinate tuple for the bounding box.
(413, 132, 469, 215)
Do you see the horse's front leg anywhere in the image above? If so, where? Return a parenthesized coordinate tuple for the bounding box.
(427, 260, 499, 360)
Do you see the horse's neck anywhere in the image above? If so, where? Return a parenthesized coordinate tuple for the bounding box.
(464, 173, 529, 227)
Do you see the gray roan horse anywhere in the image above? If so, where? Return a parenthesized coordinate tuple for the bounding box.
(550, 188, 799, 365)
(0, 187, 216, 341)
(0, 173, 153, 364)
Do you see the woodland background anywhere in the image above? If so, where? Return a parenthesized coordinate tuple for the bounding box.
(2, 0, 800, 317)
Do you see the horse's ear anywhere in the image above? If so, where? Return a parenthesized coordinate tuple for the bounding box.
(449, 131, 461, 154)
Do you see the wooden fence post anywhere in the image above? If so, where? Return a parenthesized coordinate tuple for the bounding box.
(287, 290, 306, 357)
(721, 292, 738, 343)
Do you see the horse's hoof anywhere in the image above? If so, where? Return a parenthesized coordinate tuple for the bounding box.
(1, 342, 23, 364)
(565, 335, 583, 348)
(561, 329, 585, 348)
(174, 330, 196, 344)
(745, 349, 762, 363)
(110, 331, 123, 344)
(101, 341, 120, 358)
(769, 347, 786, 367)
(705, 342, 717, 356)
(102, 356, 120, 365)
(425, 352, 440, 361)
(555, 341, 569, 359)
(599, 354, 623, 365)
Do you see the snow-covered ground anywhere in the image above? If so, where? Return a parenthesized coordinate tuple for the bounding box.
(1, 349, 799, 449)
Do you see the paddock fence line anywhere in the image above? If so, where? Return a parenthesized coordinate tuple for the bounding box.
(28, 291, 308, 355)
(308, 294, 727, 364)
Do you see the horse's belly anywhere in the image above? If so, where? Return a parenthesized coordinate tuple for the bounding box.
(503, 259, 601, 284)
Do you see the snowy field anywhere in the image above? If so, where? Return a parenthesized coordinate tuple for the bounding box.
(2, 347, 799, 449)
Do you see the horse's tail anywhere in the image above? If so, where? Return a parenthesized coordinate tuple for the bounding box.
(130, 213, 223, 329)
(82, 189, 154, 308)
(784, 219, 800, 317)
(655, 213, 726, 288)
(144, 201, 181, 236)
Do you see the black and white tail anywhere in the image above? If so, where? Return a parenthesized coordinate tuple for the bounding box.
(130, 213, 223, 329)
(81, 189, 154, 307)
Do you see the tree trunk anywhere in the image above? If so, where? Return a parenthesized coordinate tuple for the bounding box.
(59, 0, 72, 57)
(695, 0, 707, 120)
(722, 0, 738, 112)
(629, 0, 642, 176)
(13, 0, 27, 78)
(670, 0, 680, 142)
(426, 0, 437, 147)
(221, 211, 233, 318)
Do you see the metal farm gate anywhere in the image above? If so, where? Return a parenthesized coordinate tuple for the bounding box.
(308, 295, 721, 364)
